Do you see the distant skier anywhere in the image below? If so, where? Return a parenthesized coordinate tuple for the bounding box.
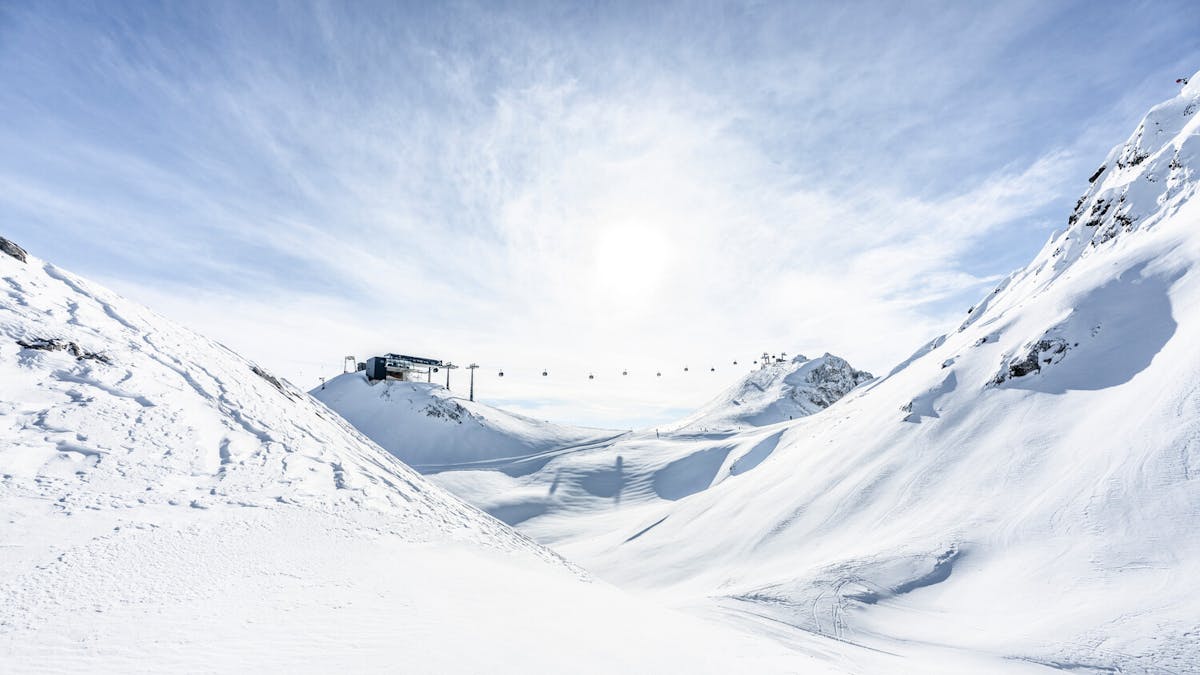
(1178, 77, 1190, 86)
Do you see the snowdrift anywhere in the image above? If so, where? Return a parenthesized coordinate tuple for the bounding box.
(0, 241, 805, 673)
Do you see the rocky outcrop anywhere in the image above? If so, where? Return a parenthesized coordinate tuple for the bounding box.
(422, 398, 466, 423)
(1, 236, 28, 263)
(796, 355, 875, 408)
(992, 337, 1069, 384)
(16, 337, 110, 363)
(670, 353, 874, 431)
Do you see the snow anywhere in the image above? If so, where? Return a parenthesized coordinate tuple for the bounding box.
(0, 249, 809, 673)
(330, 72, 1200, 672)
(312, 372, 621, 469)
(315, 352, 873, 530)
(666, 353, 874, 433)
(4, 70, 1200, 673)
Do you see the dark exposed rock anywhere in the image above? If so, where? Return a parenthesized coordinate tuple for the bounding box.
(1116, 129, 1151, 169)
(993, 338, 1069, 384)
(1117, 151, 1149, 169)
(1083, 198, 1111, 227)
(1068, 195, 1088, 225)
(17, 337, 110, 363)
(251, 365, 283, 388)
(422, 399, 465, 423)
(1, 236, 28, 263)
(251, 365, 297, 400)
(1087, 165, 1106, 183)
(800, 356, 874, 408)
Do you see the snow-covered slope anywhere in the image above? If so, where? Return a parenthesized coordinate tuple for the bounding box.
(312, 372, 621, 470)
(373, 75, 1200, 671)
(313, 354, 871, 532)
(535, 74, 1200, 670)
(0, 240, 809, 673)
(668, 353, 873, 433)
(415, 352, 872, 532)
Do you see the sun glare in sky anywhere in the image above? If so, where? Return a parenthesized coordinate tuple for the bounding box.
(2, 1, 1196, 427)
(591, 225, 674, 306)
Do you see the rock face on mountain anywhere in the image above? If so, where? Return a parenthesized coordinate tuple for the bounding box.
(668, 353, 873, 432)
(0, 236, 27, 262)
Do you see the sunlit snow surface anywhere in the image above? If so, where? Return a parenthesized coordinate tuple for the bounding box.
(2, 73, 1199, 673)
(0, 252, 815, 672)
(328, 74, 1200, 672)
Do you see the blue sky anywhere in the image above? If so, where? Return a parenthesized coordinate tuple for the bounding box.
(2, 1, 1198, 428)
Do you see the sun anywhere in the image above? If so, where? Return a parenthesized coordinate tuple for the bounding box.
(591, 225, 674, 303)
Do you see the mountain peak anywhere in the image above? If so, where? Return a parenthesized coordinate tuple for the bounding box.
(667, 352, 873, 432)
(1054, 73, 1199, 263)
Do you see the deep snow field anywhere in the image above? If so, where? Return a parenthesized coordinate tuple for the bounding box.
(2, 73, 1199, 673)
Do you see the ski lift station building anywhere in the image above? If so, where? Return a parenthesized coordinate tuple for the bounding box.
(364, 353, 445, 382)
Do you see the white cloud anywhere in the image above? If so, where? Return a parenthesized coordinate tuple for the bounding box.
(4, 1, 1184, 427)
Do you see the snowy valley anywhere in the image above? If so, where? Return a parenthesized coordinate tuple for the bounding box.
(3, 70, 1200, 674)
(316, 74, 1200, 672)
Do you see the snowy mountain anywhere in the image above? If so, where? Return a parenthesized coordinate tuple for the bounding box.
(337, 75, 1200, 672)
(312, 372, 621, 470)
(401, 352, 873, 534)
(6, 69, 1198, 674)
(667, 353, 873, 433)
(534, 73, 1200, 671)
(311, 351, 872, 526)
(0, 239, 807, 673)
(311, 352, 871, 529)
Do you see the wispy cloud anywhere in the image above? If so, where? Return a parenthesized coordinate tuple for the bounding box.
(2, 0, 1196, 426)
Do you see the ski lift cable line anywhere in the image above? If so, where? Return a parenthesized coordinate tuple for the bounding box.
(332, 352, 798, 386)
(411, 352, 796, 382)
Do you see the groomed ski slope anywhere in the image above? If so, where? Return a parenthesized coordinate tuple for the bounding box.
(338, 74, 1200, 672)
(0, 244, 815, 673)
